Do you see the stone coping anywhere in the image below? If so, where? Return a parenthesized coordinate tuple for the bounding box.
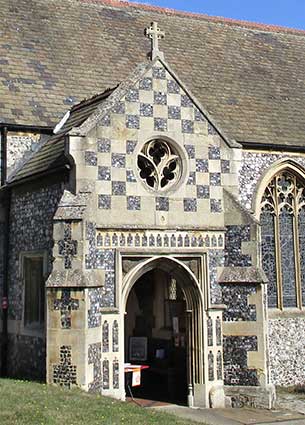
(209, 304, 227, 311)
(218, 267, 268, 285)
(46, 269, 104, 288)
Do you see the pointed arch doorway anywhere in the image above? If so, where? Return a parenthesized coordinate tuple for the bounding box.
(121, 256, 206, 407)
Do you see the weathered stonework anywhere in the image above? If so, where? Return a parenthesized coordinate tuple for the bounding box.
(102, 320, 109, 352)
(53, 345, 77, 388)
(7, 334, 45, 380)
(113, 358, 119, 389)
(239, 151, 305, 210)
(58, 223, 78, 269)
(95, 230, 225, 250)
(222, 285, 256, 322)
(269, 316, 305, 386)
(225, 225, 252, 267)
(8, 183, 64, 320)
(5, 181, 64, 380)
(102, 359, 109, 389)
(53, 289, 79, 329)
(88, 342, 102, 392)
(7, 132, 44, 177)
(112, 320, 119, 352)
(88, 287, 103, 328)
(223, 336, 259, 386)
(208, 351, 214, 381)
(225, 385, 276, 409)
(209, 250, 225, 304)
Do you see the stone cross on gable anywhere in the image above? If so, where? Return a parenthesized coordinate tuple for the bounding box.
(145, 22, 165, 60)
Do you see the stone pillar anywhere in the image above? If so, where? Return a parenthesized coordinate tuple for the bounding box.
(99, 311, 123, 399)
(46, 270, 108, 392)
(47, 214, 106, 393)
(205, 306, 226, 408)
(220, 267, 276, 409)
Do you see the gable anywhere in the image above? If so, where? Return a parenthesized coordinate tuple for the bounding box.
(74, 60, 237, 229)
(79, 59, 236, 148)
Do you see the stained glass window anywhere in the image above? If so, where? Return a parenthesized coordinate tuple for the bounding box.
(280, 208, 296, 307)
(298, 209, 305, 306)
(260, 170, 305, 309)
(261, 211, 277, 307)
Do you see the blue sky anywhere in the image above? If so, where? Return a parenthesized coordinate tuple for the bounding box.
(132, 0, 305, 30)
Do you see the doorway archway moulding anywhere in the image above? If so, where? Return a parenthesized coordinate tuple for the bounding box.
(116, 249, 225, 408)
(119, 252, 207, 311)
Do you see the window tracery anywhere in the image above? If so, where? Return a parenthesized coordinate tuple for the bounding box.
(137, 139, 182, 191)
(260, 170, 305, 309)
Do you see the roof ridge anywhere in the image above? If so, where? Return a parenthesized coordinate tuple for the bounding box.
(71, 87, 117, 112)
(79, 0, 305, 36)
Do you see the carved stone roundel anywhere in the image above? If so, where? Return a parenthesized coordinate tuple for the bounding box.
(137, 139, 182, 191)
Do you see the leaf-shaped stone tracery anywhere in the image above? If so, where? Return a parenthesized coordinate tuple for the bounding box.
(137, 139, 182, 191)
(261, 171, 303, 215)
(260, 170, 305, 309)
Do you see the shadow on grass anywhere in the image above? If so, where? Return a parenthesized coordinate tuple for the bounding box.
(0, 378, 198, 425)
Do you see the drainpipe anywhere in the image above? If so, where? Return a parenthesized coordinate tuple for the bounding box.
(1, 126, 9, 376)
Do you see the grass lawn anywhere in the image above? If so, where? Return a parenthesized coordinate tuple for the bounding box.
(0, 378, 199, 425)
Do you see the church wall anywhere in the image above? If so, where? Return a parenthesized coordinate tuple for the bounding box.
(5, 178, 65, 379)
(239, 150, 305, 211)
(209, 250, 225, 305)
(269, 315, 305, 386)
(5, 132, 45, 178)
(221, 277, 272, 407)
(225, 225, 252, 268)
(47, 287, 89, 390)
(0, 131, 44, 368)
(268, 315, 305, 386)
(238, 149, 305, 388)
(219, 188, 272, 406)
(223, 214, 255, 374)
(45, 196, 123, 397)
(222, 284, 260, 387)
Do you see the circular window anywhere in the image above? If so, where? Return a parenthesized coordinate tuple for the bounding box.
(137, 139, 182, 191)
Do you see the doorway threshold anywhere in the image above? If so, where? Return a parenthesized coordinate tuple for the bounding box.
(126, 397, 176, 408)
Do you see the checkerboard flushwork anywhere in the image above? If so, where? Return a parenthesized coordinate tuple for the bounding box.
(84, 61, 231, 215)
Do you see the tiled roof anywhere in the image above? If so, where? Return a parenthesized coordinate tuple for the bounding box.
(8, 88, 115, 183)
(2, 0, 305, 147)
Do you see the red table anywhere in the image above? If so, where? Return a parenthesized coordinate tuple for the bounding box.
(124, 364, 149, 403)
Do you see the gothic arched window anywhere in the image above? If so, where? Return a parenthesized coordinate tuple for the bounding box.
(260, 170, 305, 309)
